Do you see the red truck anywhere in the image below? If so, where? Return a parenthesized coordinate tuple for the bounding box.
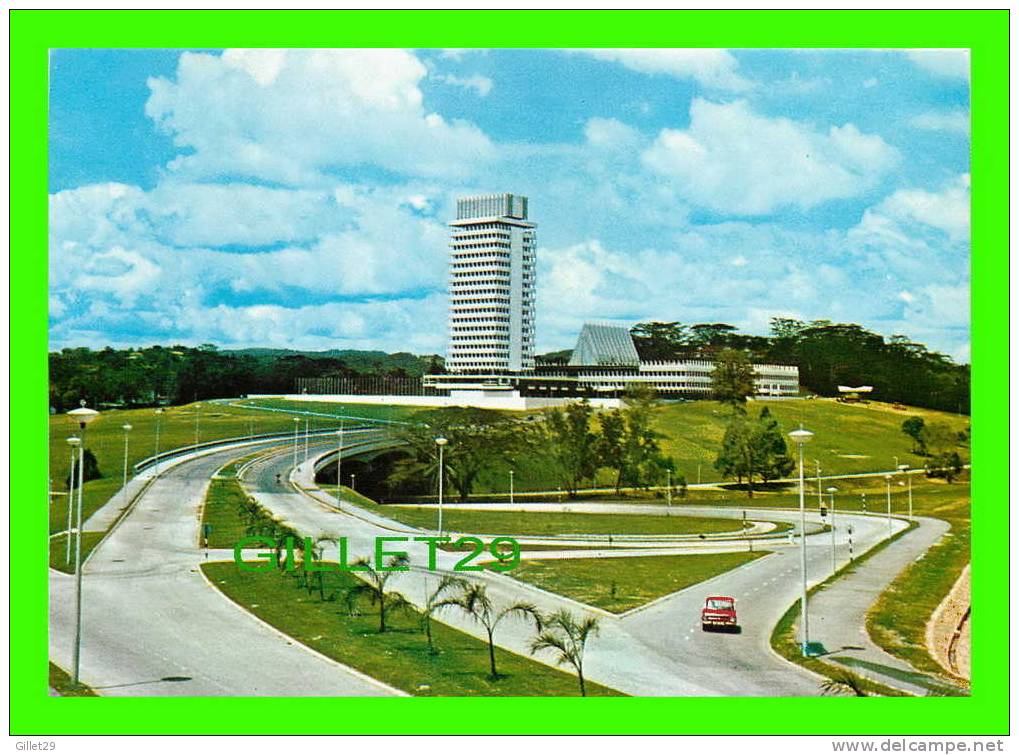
(701, 595, 738, 632)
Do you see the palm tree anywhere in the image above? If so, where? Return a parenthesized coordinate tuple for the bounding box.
(820, 669, 869, 697)
(436, 582, 541, 679)
(309, 536, 336, 601)
(422, 575, 469, 654)
(530, 609, 600, 696)
(345, 554, 413, 633)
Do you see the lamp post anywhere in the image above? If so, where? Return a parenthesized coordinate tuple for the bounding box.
(666, 467, 673, 508)
(121, 424, 132, 507)
(304, 419, 310, 462)
(350, 474, 356, 491)
(194, 402, 201, 447)
(884, 474, 893, 538)
(509, 469, 515, 505)
(789, 426, 814, 657)
(815, 460, 823, 509)
(153, 408, 164, 473)
(435, 437, 448, 537)
(336, 424, 344, 496)
(292, 417, 300, 470)
(826, 485, 838, 574)
(65, 437, 80, 565)
(67, 403, 100, 686)
(898, 464, 913, 521)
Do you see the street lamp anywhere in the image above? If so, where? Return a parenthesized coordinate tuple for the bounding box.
(67, 403, 100, 686)
(898, 463, 913, 522)
(65, 437, 80, 565)
(292, 417, 300, 470)
(814, 459, 823, 509)
(666, 467, 673, 508)
(884, 474, 893, 538)
(304, 419, 310, 462)
(194, 402, 202, 447)
(121, 424, 133, 508)
(509, 469, 515, 505)
(826, 485, 838, 574)
(153, 408, 164, 473)
(350, 473, 356, 491)
(788, 426, 814, 657)
(335, 424, 344, 496)
(435, 437, 448, 537)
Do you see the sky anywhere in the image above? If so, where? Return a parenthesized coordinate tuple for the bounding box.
(49, 48, 971, 362)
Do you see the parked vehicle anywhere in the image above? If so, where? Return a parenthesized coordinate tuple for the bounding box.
(701, 595, 738, 632)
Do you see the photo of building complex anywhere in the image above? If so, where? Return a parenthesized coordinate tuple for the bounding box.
(424, 195, 800, 403)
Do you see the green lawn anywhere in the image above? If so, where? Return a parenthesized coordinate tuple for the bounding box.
(49, 532, 107, 574)
(866, 477, 970, 680)
(322, 487, 748, 537)
(200, 478, 256, 548)
(48, 400, 331, 535)
(503, 551, 765, 613)
(236, 397, 422, 424)
(202, 561, 621, 696)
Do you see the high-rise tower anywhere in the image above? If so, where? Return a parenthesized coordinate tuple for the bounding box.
(446, 194, 536, 374)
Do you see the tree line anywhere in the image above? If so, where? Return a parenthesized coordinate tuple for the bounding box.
(49, 344, 442, 413)
(626, 318, 969, 414)
(387, 385, 682, 501)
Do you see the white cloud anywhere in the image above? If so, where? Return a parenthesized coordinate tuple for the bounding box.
(905, 49, 970, 80)
(583, 117, 642, 151)
(910, 109, 970, 134)
(145, 49, 494, 184)
(435, 73, 493, 96)
(569, 49, 750, 92)
(641, 99, 899, 215)
(854, 174, 970, 244)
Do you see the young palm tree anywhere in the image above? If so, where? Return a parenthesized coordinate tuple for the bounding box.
(820, 669, 869, 697)
(345, 554, 413, 633)
(437, 582, 541, 679)
(422, 575, 469, 655)
(530, 609, 600, 696)
(309, 536, 336, 601)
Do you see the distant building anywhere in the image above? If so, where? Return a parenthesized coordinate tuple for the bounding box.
(426, 322, 799, 400)
(446, 193, 537, 374)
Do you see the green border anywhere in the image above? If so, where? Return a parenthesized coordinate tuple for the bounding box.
(12, 9, 1007, 735)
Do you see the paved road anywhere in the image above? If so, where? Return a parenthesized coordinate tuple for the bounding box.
(243, 446, 927, 696)
(49, 441, 399, 697)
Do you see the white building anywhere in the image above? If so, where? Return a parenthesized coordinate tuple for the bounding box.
(446, 194, 537, 374)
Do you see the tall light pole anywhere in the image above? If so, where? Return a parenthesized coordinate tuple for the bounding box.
(435, 437, 448, 537)
(789, 426, 814, 657)
(153, 408, 164, 473)
(666, 467, 673, 508)
(509, 469, 515, 505)
(304, 419, 310, 461)
(826, 485, 838, 574)
(350, 473, 356, 491)
(194, 402, 202, 447)
(292, 417, 300, 470)
(336, 423, 345, 493)
(67, 403, 100, 686)
(65, 437, 80, 565)
(884, 474, 893, 538)
(815, 459, 823, 509)
(898, 463, 913, 521)
(121, 424, 132, 507)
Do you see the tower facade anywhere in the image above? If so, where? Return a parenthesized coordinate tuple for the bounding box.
(446, 194, 536, 374)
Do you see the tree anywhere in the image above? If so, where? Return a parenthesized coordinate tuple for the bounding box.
(543, 401, 600, 497)
(529, 609, 600, 696)
(919, 421, 958, 457)
(711, 349, 756, 406)
(714, 408, 793, 497)
(436, 582, 541, 678)
(422, 575, 469, 654)
(630, 321, 688, 361)
(344, 554, 413, 633)
(901, 416, 927, 455)
(820, 669, 869, 697)
(595, 409, 627, 492)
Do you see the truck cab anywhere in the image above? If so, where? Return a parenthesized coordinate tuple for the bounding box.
(701, 595, 738, 632)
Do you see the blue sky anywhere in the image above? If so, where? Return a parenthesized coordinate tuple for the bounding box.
(49, 47, 971, 361)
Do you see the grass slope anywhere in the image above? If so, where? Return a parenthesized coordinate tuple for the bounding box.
(503, 552, 764, 613)
(202, 562, 621, 696)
